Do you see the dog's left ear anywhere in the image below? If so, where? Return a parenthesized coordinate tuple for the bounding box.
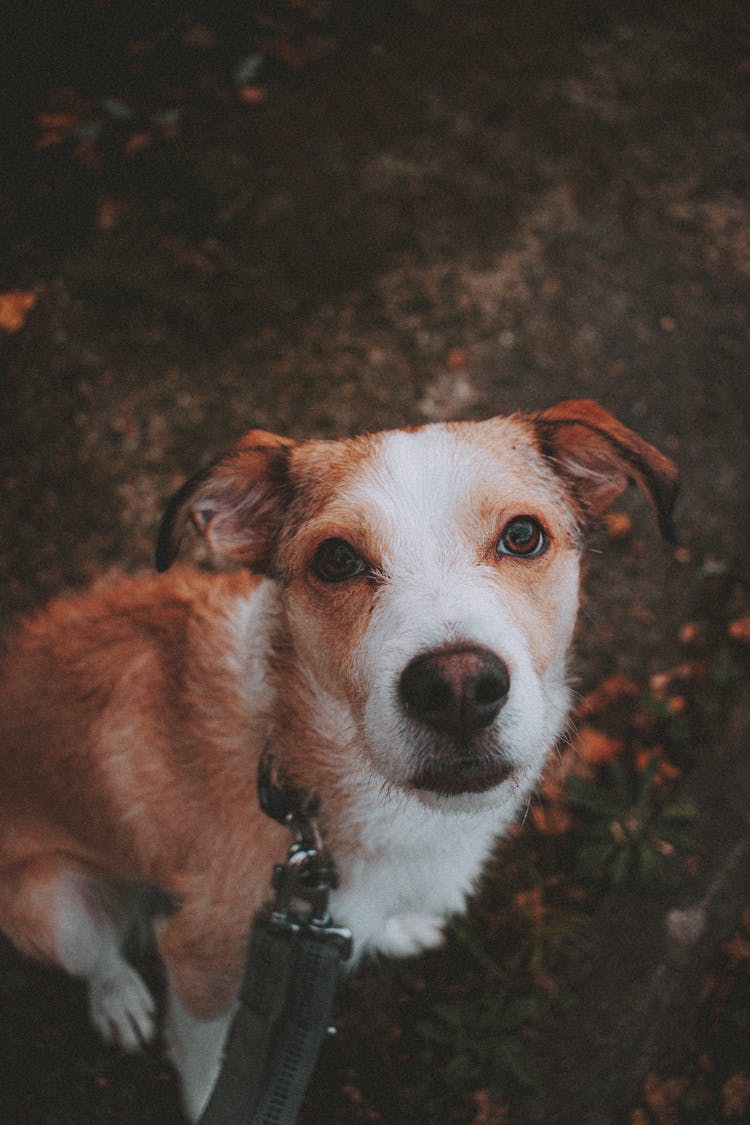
(156, 430, 296, 572)
(535, 399, 679, 541)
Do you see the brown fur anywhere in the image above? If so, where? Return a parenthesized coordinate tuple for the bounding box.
(0, 400, 678, 1111)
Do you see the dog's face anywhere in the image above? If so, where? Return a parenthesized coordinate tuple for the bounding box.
(157, 401, 678, 810)
(274, 420, 581, 810)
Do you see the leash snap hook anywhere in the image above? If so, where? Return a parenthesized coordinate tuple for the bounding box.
(269, 842, 352, 959)
(260, 746, 352, 959)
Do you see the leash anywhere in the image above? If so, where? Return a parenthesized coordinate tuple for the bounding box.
(199, 749, 352, 1125)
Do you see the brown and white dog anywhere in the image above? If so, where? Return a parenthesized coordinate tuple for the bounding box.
(0, 400, 677, 1119)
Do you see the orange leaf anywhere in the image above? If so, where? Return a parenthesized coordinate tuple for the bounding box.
(574, 725, 624, 764)
(530, 802, 572, 836)
(35, 131, 66, 150)
(728, 613, 750, 643)
(678, 620, 700, 644)
(125, 132, 152, 155)
(238, 85, 267, 105)
(634, 747, 681, 783)
(722, 1072, 750, 1117)
(722, 932, 750, 966)
(0, 291, 37, 333)
(445, 346, 470, 369)
(604, 511, 632, 538)
(576, 673, 640, 718)
(36, 111, 78, 129)
(471, 1089, 510, 1125)
(96, 197, 127, 232)
(642, 1073, 688, 1125)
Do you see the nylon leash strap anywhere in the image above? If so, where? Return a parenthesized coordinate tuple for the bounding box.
(199, 751, 352, 1125)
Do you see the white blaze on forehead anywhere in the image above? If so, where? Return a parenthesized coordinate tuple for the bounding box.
(354, 427, 480, 568)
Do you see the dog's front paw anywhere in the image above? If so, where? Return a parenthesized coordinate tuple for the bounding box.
(88, 961, 156, 1051)
(379, 912, 446, 958)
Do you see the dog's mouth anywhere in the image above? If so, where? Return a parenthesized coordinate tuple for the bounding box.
(408, 754, 515, 796)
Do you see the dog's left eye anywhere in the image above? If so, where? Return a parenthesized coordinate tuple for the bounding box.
(496, 516, 547, 558)
(313, 538, 369, 582)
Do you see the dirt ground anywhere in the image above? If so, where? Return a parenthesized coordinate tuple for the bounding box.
(0, 2, 748, 1123)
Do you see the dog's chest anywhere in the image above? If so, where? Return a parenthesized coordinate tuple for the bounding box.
(327, 796, 512, 960)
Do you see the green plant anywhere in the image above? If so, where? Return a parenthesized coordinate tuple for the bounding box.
(564, 756, 697, 884)
(417, 986, 540, 1092)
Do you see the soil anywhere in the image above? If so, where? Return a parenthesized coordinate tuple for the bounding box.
(0, 2, 748, 1123)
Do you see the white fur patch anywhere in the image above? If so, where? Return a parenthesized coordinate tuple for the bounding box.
(329, 767, 524, 959)
(341, 425, 578, 800)
(164, 990, 233, 1122)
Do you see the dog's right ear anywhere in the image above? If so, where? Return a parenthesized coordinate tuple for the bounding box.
(155, 430, 296, 572)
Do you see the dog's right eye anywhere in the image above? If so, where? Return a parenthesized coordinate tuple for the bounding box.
(313, 538, 369, 583)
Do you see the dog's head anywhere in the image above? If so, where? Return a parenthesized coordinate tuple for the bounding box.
(157, 401, 678, 810)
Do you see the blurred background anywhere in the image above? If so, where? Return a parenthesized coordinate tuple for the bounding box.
(0, 3, 748, 1123)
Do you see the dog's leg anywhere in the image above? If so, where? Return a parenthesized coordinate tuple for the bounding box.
(162, 984, 234, 1122)
(0, 855, 155, 1050)
(156, 902, 248, 1121)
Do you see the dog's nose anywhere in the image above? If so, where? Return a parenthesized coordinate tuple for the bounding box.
(399, 646, 510, 739)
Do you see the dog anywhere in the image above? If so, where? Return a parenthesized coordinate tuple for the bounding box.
(0, 399, 677, 1119)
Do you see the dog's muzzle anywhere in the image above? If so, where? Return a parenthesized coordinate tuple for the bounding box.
(399, 645, 514, 795)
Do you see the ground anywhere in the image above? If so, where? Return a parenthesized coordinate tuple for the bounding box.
(0, 2, 748, 1123)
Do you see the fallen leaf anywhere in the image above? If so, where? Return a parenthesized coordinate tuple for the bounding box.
(96, 197, 127, 232)
(36, 111, 79, 129)
(722, 1072, 750, 1117)
(35, 131, 66, 150)
(530, 802, 572, 835)
(125, 132, 152, 155)
(276, 38, 314, 70)
(728, 613, 750, 643)
(0, 291, 37, 333)
(576, 673, 640, 717)
(634, 747, 681, 782)
(649, 662, 704, 696)
(642, 1072, 688, 1125)
(445, 346, 470, 369)
(574, 725, 624, 764)
(678, 620, 700, 644)
(722, 931, 750, 966)
(471, 1089, 510, 1124)
(604, 511, 632, 538)
(238, 85, 268, 105)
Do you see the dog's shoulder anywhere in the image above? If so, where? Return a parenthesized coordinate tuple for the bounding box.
(5, 567, 260, 650)
(0, 567, 269, 729)
(0, 568, 272, 819)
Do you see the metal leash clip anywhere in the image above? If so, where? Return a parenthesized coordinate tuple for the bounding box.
(258, 747, 352, 959)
